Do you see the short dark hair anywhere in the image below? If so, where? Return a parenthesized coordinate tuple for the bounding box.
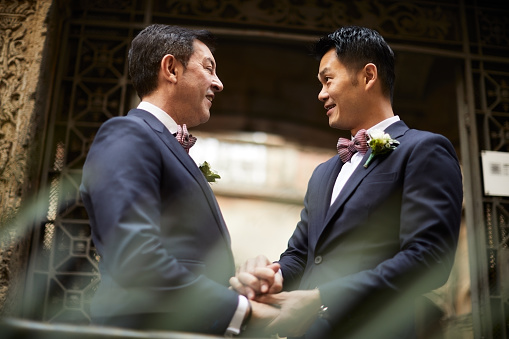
(313, 26, 395, 101)
(128, 24, 216, 99)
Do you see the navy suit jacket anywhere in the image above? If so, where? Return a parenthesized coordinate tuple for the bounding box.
(80, 109, 238, 334)
(278, 121, 463, 338)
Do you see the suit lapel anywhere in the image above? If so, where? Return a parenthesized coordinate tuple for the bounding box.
(127, 109, 231, 242)
(313, 157, 343, 241)
(319, 121, 409, 239)
(321, 149, 375, 233)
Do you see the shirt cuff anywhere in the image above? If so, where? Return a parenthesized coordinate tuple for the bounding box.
(225, 295, 249, 336)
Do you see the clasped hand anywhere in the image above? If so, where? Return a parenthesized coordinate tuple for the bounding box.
(230, 255, 322, 337)
(230, 255, 283, 299)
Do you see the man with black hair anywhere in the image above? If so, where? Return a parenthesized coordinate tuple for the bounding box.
(230, 26, 462, 339)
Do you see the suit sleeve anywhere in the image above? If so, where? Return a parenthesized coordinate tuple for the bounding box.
(80, 117, 238, 332)
(278, 190, 311, 290)
(278, 163, 327, 290)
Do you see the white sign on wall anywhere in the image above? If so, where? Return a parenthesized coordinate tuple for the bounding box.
(481, 150, 509, 197)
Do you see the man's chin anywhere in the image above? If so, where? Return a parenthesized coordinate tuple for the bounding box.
(200, 112, 211, 124)
(328, 117, 346, 130)
(186, 113, 210, 128)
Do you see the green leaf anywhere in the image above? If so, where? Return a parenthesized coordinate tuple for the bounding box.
(199, 161, 221, 183)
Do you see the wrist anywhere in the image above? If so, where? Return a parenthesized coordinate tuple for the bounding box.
(313, 288, 328, 320)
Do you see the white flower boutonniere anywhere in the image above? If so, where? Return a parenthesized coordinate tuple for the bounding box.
(199, 161, 221, 183)
(364, 129, 400, 168)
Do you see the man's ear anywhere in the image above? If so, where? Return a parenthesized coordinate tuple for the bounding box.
(161, 54, 178, 84)
(364, 63, 378, 90)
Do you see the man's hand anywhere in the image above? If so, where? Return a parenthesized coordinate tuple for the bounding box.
(230, 255, 283, 299)
(255, 289, 322, 338)
(240, 299, 280, 337)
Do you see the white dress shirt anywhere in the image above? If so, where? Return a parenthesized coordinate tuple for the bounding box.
(330, 116, 400, 205)
(137, 101, 179, 134)
(137, 101, 249, 336)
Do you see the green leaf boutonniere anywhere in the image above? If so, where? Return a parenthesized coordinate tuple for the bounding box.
(364, 129, 400, 168)
(199, 161, 221, 183)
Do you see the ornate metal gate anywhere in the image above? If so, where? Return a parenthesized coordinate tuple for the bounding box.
(23, 14, 136, 324)
(458, 2, 509, 336)
(24, 0, 508, 337)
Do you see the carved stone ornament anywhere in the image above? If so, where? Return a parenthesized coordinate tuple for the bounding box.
(0, 0, 49, 317)
(0, 0, 35, 190)
(162, 0, 453, 41)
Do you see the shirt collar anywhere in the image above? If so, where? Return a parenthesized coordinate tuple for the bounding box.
(137, 101, 179, 134)
(367, 115, 400, 133)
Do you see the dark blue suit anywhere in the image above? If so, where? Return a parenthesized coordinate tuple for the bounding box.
(80, 109, 238, 334)
(278, 120, 463, 338)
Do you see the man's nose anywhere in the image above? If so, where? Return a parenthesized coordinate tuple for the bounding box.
(318, 87, 328, 101)
(212, 74, 223, 92)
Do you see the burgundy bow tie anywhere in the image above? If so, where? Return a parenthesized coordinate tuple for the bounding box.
(337, 129, 369, 163)
(175, 124, 196, 153)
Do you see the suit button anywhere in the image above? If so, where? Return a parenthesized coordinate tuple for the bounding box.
(314, 256, 323, 264)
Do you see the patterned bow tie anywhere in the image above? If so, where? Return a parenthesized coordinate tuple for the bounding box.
(337, 129, 369, 163)
(175, 124, 197, 153)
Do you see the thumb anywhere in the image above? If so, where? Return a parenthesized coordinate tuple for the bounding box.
(267, 262, 280, 273)
(255, 292, 282, 307)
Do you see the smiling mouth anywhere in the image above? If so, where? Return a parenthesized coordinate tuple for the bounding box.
(325, 104, 336, 114)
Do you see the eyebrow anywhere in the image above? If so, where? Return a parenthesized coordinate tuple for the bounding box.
(204, 57, 216, 69)
(318, 67, 329, 80)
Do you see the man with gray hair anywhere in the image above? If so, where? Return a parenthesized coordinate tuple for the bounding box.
(81, 24, 278, 336)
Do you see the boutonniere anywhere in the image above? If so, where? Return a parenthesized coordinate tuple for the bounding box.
(363, 129, 400, 168)
(199, 161, 221, 183)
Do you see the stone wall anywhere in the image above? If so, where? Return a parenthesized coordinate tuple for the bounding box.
(0, 0, 53, 316)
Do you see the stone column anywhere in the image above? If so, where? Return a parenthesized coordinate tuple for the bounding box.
(0, 0, 53, 316)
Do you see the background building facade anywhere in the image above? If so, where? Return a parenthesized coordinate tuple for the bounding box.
(0, 0, 508, 338)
